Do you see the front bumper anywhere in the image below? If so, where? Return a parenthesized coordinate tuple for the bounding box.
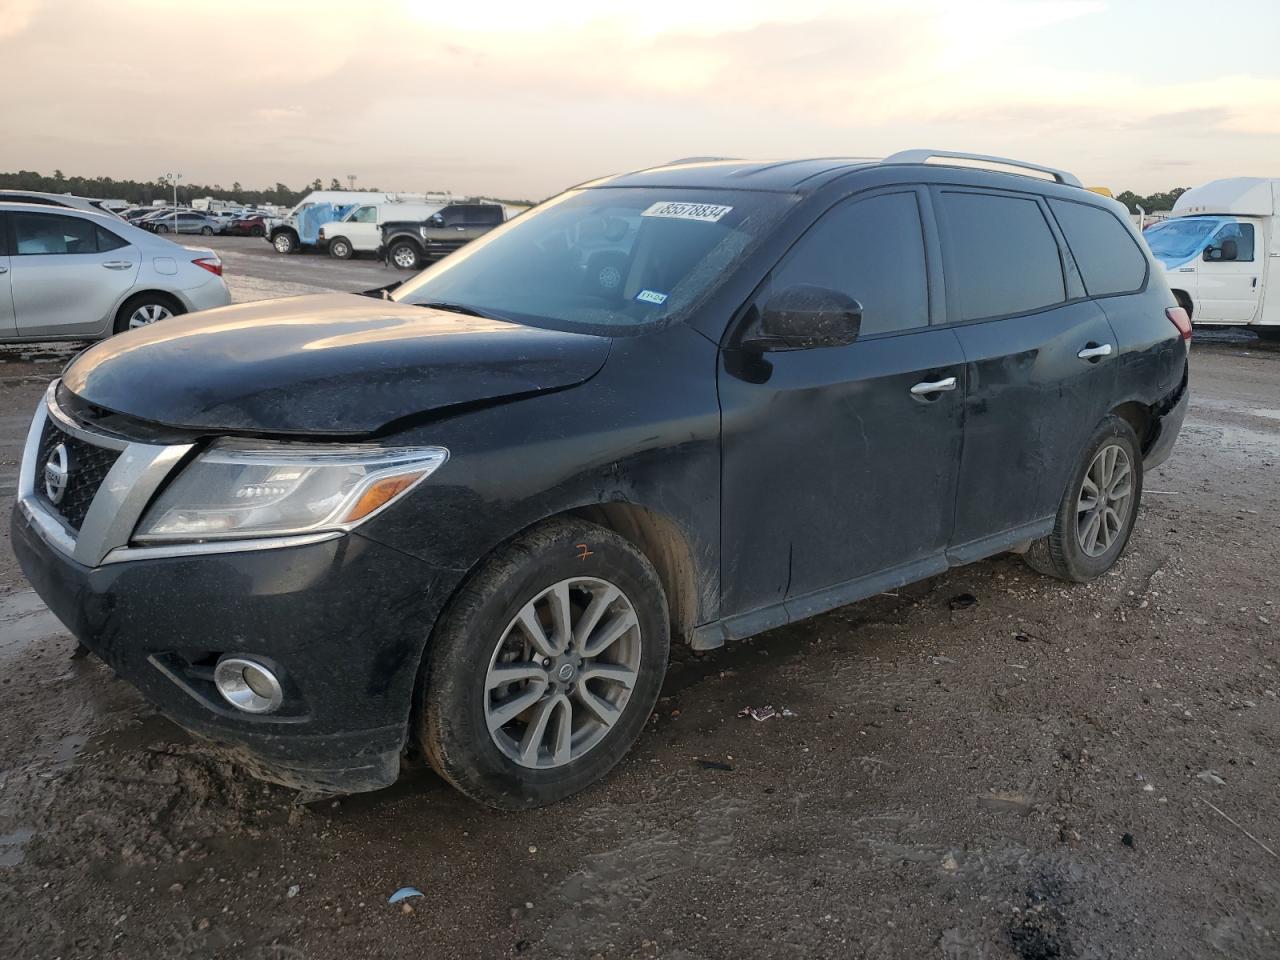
(13, 506, 445, 793)
(10, 384, 453, 794)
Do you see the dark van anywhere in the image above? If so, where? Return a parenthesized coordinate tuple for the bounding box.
(12, 150, 1190, 808)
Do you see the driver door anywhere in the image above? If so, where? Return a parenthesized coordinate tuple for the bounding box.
(1198, 220, 1262, 322)
(718, 188, 966, 625)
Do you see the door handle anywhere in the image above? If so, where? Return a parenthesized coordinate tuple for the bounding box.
(0, 265, 8, 274)
(101, 261, 135, 270)
(1077, 343, 1113, 361)
(910, 376, 957, 397)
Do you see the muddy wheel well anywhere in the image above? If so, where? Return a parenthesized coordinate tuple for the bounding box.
(1110, 401, 1154, 452)
(570, 503, 700, 645)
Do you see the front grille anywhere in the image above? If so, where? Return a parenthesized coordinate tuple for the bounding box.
(35, 418, 121, 531)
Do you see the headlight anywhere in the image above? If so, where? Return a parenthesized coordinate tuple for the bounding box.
(133, 440, 448, 543)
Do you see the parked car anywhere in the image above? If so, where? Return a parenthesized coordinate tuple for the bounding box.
(265, 190, 440, 254)
(317, 202, 447, 259)
(0, 190, 122, 218)
(223, 215, 268, 237)
(11, 151, 1189, 809)
(379, 202, 507, 269)
(144, 211, 220, 235)
(0, 201, 230, 342)
(1144, 178, 1280, 341)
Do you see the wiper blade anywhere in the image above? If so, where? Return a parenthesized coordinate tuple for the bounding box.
(414, 300, 508, 321)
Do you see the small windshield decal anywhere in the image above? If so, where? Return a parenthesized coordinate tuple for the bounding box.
(641, 201, 733, 223)
(635, 289, 669, 305)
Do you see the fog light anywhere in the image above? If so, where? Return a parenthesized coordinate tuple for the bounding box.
(214, 656, 284, 714)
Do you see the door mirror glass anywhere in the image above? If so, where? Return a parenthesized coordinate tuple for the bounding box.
(746, 284, 862, 351)
(1204, 238, 1238, 262)
(429, 214, 445, 227)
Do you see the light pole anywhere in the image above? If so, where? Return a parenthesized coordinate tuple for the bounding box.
(162, 172, 182, 214)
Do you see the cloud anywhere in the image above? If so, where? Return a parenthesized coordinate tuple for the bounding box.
(0, 0, 1277, 196)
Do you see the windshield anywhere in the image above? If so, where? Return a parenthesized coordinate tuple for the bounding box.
(1144, 217, 1223, 262)
(391, 187, 796, 333)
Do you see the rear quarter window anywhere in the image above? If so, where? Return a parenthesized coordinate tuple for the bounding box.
(1049, 198, 1147, 296)
(938, 191, 1066, 322)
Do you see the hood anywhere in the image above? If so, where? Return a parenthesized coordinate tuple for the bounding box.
(62, 293, 610, 436)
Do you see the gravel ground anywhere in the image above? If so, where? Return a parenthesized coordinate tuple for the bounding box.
(0, 259, 1276, 959)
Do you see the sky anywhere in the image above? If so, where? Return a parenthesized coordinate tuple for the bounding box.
(1, 0, 1277, 200)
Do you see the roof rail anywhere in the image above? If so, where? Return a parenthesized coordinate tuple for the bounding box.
(881, 149, 1083, 188)
(666, 156, 742, 165)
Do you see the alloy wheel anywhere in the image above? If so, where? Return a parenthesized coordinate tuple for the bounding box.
(1076, 443, 1134, 557)
(484, 577, 641, 769)
(393, 246, 417, 269)
(128, 303, 173, 328)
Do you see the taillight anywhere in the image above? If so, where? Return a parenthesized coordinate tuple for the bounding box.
(1166, 306, 1192, 341)
(193, 257, 223, 277)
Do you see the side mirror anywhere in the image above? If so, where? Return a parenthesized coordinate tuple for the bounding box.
(1204, 238, 1238, 262)
(428, 214, 445, 228)
(743, 284, 863, 351)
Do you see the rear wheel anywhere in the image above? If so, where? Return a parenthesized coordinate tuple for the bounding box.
(328, 237, 353, 260)
(112, 292, 184, 335)
(419, 518, 669, 809)
(389, 240, 422, 270)
(1025, 416, 1143, 582)
(200, 226, 214, 235)
(156, 224, 170, 233)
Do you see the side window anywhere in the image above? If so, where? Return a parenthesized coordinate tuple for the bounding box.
(96, 224, 129, 252)
(1211, 221, 1254, 262)
(477, 205, 505, 225)
(1048, 198, 1147, 296)
(440, 206, 467, 227)
(772, 191, 929, 337)
(351, 206, 378, 224)
(12, 212, 98, 255)
(938, 192, 1065, 321)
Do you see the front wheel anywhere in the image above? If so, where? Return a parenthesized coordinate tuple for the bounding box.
(1025, 416, 1143, 582)
(272, 232, 297, 255)
(250, 225, 265, 237)
(420, 518, 670, 809)
(328, 237, 353, 260)
(156, 224, 170, 233)
(389, 240, 422, 270)
(200, 226, 214, 235)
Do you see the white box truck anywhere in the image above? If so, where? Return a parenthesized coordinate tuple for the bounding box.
(1145, 178, 1280, 340)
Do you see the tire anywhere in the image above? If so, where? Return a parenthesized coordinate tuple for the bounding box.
(272, 231, 297, 255)
(157, 224, 170, 234)
(1025, 416, 1143, 583)
(250, 225, 265, 237)
(419, 518, 670, 809)
(200, 226, 213, 235)
(389, 240, 422, 271)
(112, 292, 184, 335)
(328, 237, 353, 260)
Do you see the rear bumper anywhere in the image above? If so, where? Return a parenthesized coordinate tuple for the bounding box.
(1143, 370, 1189, 471)
(12, 506, 450, 794)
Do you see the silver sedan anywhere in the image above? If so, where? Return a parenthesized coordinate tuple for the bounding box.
(0, 202, 232, 342)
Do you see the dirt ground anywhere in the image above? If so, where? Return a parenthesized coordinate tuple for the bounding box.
(0, 269, 1277, 958)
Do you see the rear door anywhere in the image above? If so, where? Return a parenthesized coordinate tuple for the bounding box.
(10, 210, 140, 338)
(932, 187, 1118, 551)
(1196, 219, 1262, 322)
(719, 188, 966, 622)
(0, 213, 15, 337)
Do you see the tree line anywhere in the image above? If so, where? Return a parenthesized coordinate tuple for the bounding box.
(0, 170, 533, 208)
(1114, 188, 1189, 214)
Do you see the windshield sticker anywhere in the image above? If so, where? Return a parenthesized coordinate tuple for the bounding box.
(635, 289, 669, 305)
(641, 201, 733, 223)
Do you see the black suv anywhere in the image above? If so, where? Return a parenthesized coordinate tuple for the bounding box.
(381, 201, 506, 270)
(12, 151, 1190, 808)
